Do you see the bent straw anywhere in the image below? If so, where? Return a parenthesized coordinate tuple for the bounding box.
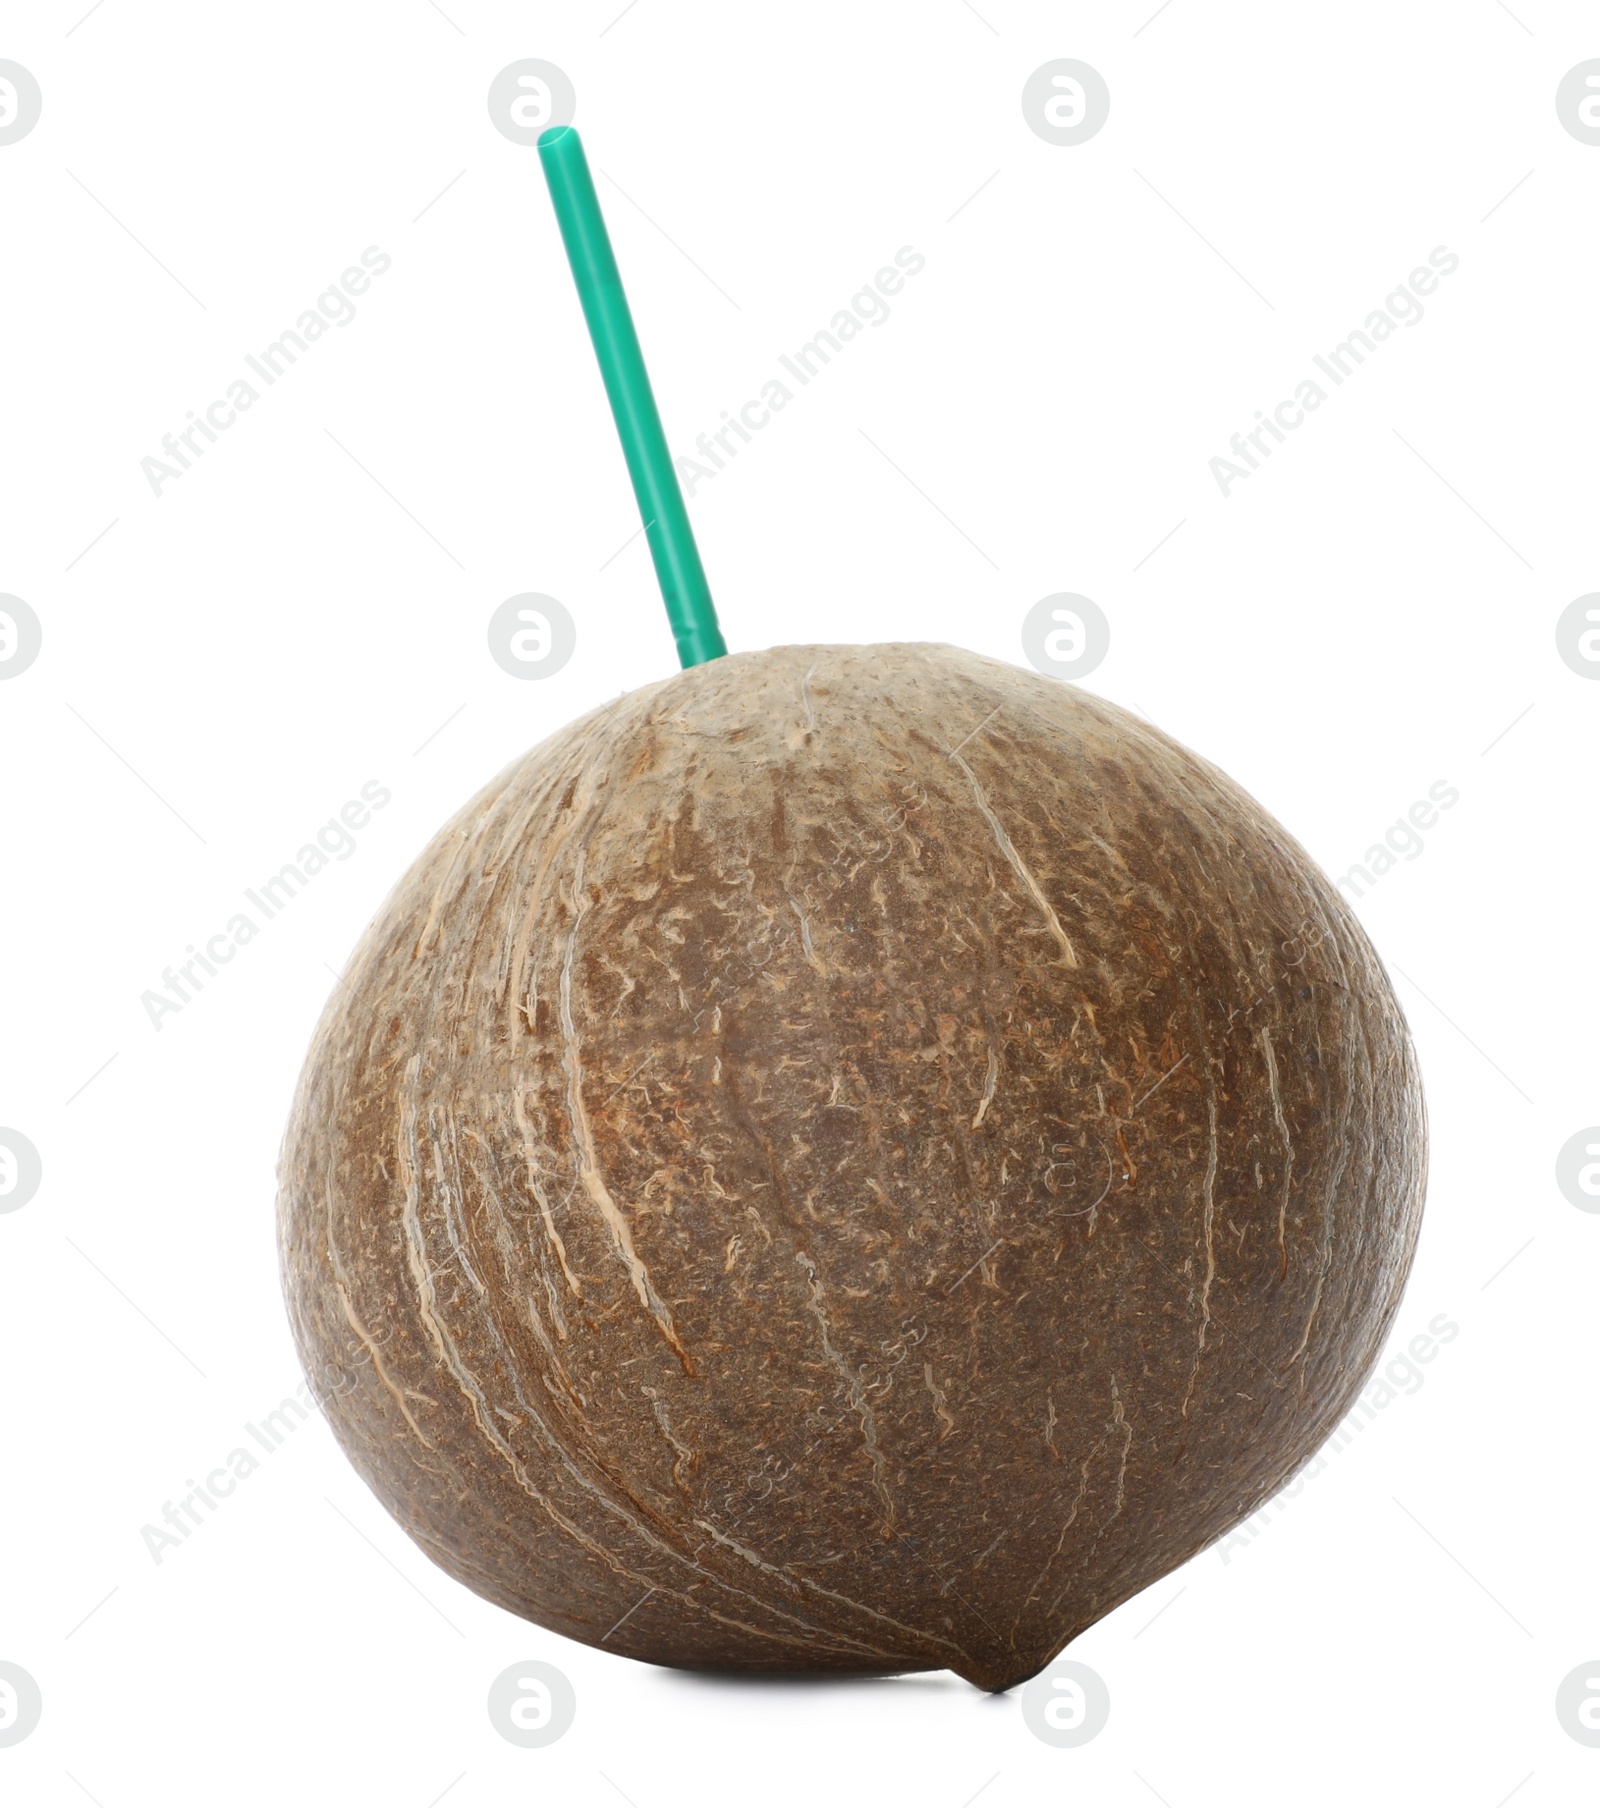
(537, 125, 727, 669)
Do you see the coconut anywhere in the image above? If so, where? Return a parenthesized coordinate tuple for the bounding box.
(277, 642, 1425, 1691)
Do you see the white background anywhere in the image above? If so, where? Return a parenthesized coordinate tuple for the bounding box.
(2, 1, 1596, 1803)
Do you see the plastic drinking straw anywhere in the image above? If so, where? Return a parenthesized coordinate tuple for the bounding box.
(537, 125, 728, 669)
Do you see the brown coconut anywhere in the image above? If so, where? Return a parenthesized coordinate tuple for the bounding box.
(277, 643, 1425, 1691)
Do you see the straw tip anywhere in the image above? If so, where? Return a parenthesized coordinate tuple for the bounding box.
(538, 124, 579, 150)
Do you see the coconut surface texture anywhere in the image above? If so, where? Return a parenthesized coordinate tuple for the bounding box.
(278, 643, 1425, 1691)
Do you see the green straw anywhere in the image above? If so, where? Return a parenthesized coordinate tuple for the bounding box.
(537, 125, 727, 669)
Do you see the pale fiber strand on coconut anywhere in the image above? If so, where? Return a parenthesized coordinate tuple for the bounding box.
(1258, 1025, 1296, 1279)
(557, 853, 692, 1371)
(796, 1251, 896, 1530)
(1179, 1082, 1222, 1424)
(948, 749, 1079, 967)
(693, 1519, 969, 1662)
